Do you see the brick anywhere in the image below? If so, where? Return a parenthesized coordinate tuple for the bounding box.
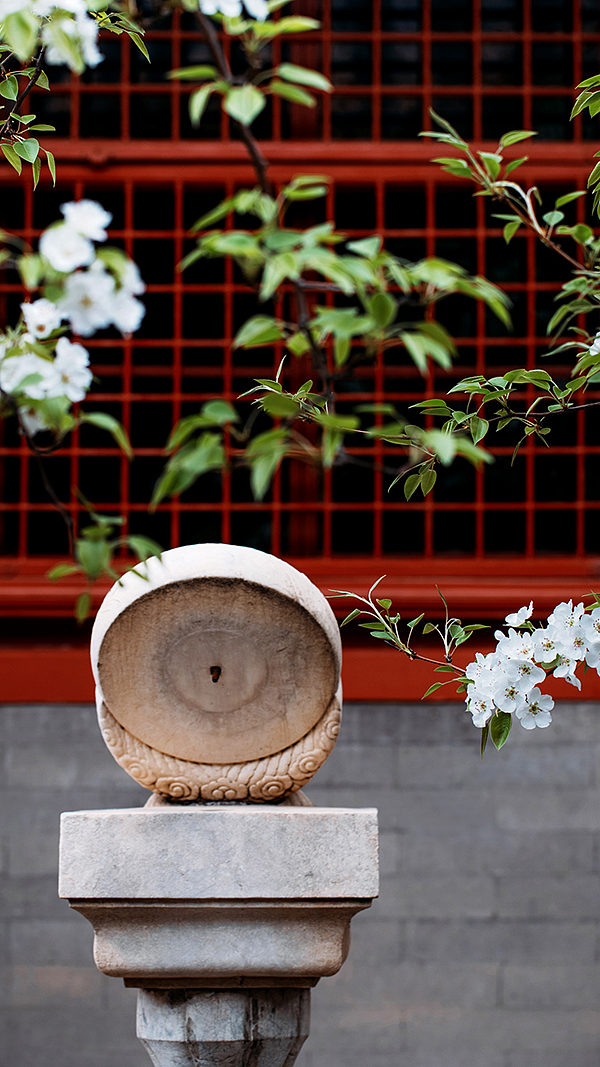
(312, 742, 396, 787)
(396, 829, 594, 876)
(376, 874, 495, 919)
(496, 789, 600, 832)
(406, 920, 597, 965)
(397, 743, 595, 789)
(497, 877, 600, 919)
(347, 917, 405, 965)
(9, 919, 93, 966)
(501, 965, 600, 1009)
(406, 1009, 600, 1052)
(507, 1053, 600, 1067)
(9, 964, 105, 1009)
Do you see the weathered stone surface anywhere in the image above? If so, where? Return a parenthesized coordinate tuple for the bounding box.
(90, 544, 344, 802)
(59, 807, 379, 901)
(137, 988, 310, 1067)
(59, 806, 378, 983)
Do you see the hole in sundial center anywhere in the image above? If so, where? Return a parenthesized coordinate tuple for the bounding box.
(166, 628, 269, 714)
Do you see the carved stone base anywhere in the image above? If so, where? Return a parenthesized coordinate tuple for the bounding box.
(137, 988, 310, 1067)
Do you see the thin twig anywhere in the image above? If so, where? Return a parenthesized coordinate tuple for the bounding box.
(0, 50, 45, 139)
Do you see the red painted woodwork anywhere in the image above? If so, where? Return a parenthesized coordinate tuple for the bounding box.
(1, 0, 600, 700)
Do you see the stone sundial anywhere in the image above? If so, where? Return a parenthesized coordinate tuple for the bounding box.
(91, 542, 343, 802)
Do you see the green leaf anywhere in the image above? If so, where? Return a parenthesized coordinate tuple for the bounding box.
(14, 138, 39, 163)
(542, 210, 564, 227)
(0, 75, 18, 100)
(498, 129, 537, 147)
(223, 84, 266, 126)
(201, 398, 239, 424)
(75, 592, 92, 624)
(480, 723, 489, 758)
(260, 392, 301, 417)
(80, 412, 133, 459)
(233, 314, 285, 348)
(1, 143, 22, 175)
(269, 80, 315, 107)
(126, 535, 162, 561)
(490, 710, 512, 750)
(479, 151, 502, 179)
(422, 682, 443, 698)
(404, 472, 421, 500)
(253, 15, 320, 35)
(46, 562, 81, 581)
(46, 149, 56, 185)
(340, 607, 362, 627)
(504, 156, 528, 175)
(75, 537, 111, 581)
(422, 622, 437, 634)
(503, 220, 521, 244)
(370, 291, 397, 329)
(129, 32, 150, 61)
(32, 155, 41, 190)
(189, 84, 214, 127)
(555, 190, 587, 208)
(420, 468, 437, 495)
(276, 62, 332, 91)
(376, 598, 392, 609)
(151, 431, 225, 507)
(347, 236, 381, 258)
(408, 613, 424, 629)
(3, 9, 40, 60)
(470, 415, 489, 444)
(168, 64, 218, 80)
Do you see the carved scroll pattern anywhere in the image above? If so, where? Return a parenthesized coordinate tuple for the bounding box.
(98, 696, 342, 802)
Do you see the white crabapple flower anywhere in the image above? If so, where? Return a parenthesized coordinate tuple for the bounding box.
(52, 337, 92, 402)
(39, 223, 95, 274)
(504, 601, 533, 627)
(61, 199, 112, 242)
(42, 13, 104, 70)
(588, 329, 600, 358)
(20, 299, 61, 339)
(494, 627, 534, 660)
(110, 288, 145, 335)
(581, 607, 600, 668)
(0, 349, 60, 400)
(468, 692, 496, 728)
(57, 266, 116, 336)
(199, 0, 269, 18)
(515, 688, 554, 730)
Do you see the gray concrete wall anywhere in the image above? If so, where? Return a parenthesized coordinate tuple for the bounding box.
(0, 701, 599, 1067)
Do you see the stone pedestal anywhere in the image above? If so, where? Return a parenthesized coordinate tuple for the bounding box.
(58, 543, 379, 1066)
(59, 803, 378, 1066)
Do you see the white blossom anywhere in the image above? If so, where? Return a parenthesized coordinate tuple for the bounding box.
(494, 627, 533, 660)
(110, 289, 145, 335)
(0, 350, 60, 400)
(531, 627, 560, 665)
(52, 337, 92, 401)
(505, 601, 533, 627)
(43, 13, 104, 70)
(515, 688, 554, 730)
(0, 0, 29, 16)
(552, 655, 582, 690)
(40, 223, 95, 273)
(20, 299, 61, 339)
(18, 406, 50, 436)
(61, 199, 112, 242)
(199, 0, 268, 18)
(121, 259, 145, 296)
(588, 329, 600, 358)
(58, 267, 115, 335)
(468, 692, 496, 728)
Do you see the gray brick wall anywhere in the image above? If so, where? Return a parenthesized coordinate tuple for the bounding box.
(1, 701, 599, 1067)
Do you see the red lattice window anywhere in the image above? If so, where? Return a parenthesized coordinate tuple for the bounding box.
(2, 0, 600, 628)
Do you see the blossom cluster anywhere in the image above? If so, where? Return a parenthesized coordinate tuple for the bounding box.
(0, 199, 145, 436)
(0, 0, 102, 70)
(199, 0, 268, 19)
(465, 600, 600, 731)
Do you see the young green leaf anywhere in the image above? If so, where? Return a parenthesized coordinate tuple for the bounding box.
(223, 84, 266, 126)
(276, 63, 332, 91)
(80, 412, 133, 459)
(490, 710, 512, 750)
(340, 607, 362, 627)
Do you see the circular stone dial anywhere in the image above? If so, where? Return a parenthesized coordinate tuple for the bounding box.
(97, 576, 338, 764)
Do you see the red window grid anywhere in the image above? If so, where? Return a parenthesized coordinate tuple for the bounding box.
(22, 0, 600, 145)
(1, 160, 600, 582)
